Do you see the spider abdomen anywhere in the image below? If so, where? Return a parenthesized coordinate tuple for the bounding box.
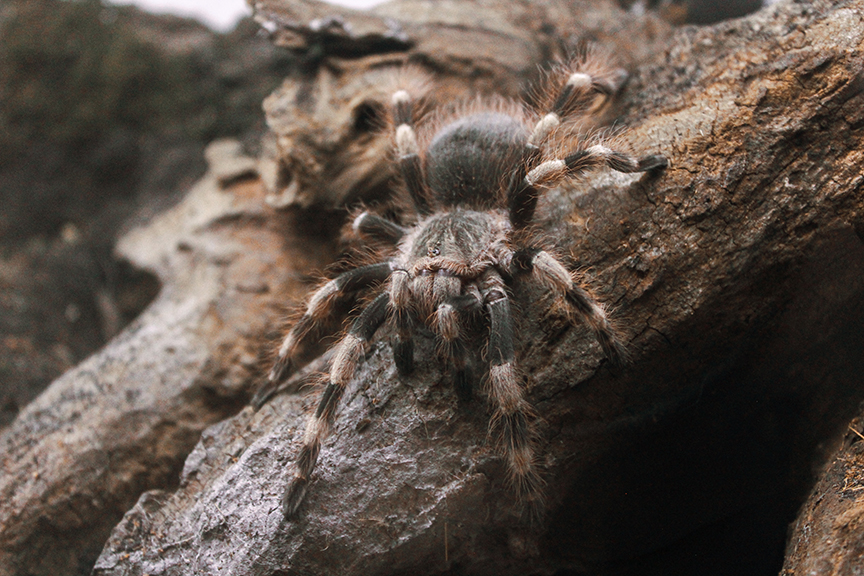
(425, 112, 529, 208)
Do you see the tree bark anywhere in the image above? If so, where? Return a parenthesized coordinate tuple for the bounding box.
(2, 0, 863, 574)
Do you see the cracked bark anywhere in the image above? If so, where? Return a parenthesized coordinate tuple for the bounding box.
(2, 0, 864, 575)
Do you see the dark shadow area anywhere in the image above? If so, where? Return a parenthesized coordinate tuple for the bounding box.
(553, 227, 864, 575)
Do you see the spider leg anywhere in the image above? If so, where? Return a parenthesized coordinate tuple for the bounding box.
(447, 288, 484, 401)
(508, 145, 666, 229)
(430, 273, 484, 400)
(508, 55, 665, 230)
(283, 292, 390, 518)
(431, 272, 462, 356)
(389, 268, 415, 375)
(529, 145, 667, 186)
(527, 59, 628, 148)
(391, 89, 431, 215)
(351, 210, 408, 245)
(253, 261, 393, 409)
(513, 247, 627, 365)
(482, 276, 542, 501)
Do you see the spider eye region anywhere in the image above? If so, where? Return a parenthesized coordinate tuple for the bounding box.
(427, 242, 441, 257)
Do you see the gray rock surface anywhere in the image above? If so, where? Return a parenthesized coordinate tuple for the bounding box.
(0, 142, 328, 576)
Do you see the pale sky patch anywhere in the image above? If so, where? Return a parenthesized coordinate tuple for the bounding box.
(110, 0, 387, 31)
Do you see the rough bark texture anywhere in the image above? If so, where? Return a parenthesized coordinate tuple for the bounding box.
(0, 3, 294, 429)
(253, 0, 672, 210)
(0, 144, 339, 576)
(782, 413, 864, 576)
(2, 0, 864, 574)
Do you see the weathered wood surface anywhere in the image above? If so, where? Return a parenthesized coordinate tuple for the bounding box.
(0, 144, 334, 576)
(254, 0, 672, 209)
(2, 0, 864, 574)
(783, 412, 864, 575)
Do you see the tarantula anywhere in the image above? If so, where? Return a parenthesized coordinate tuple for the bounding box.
(254, 56, 666, 518)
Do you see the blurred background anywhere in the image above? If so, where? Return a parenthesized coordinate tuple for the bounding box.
(0, 0, 762, 426)
(117, 0, 386, 31)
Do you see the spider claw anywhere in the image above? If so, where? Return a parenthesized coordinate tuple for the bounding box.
(251, 358, 295, 409)
(638, 154, 668, 171)
(282, 476, 308, 519)
(593, 326, 630, 369)
(250, 385, 274, 411)
(604, 340, 630, 369)
(454, 366, 473, 402)
(393, 340, 414, 375)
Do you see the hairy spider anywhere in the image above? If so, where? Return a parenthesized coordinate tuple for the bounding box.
(253, 55, 667, 518)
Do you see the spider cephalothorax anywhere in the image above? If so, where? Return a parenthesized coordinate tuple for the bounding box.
(253, 55, 667, 518)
